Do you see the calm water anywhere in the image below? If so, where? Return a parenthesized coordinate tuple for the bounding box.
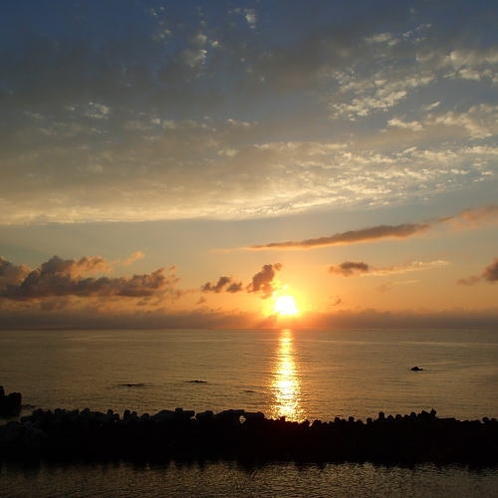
(1, 327, 497, 496)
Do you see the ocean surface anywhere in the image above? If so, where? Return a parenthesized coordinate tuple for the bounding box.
(1, 327, 497, 496)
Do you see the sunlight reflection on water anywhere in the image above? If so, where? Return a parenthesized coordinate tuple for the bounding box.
(269, 329, 305, 421)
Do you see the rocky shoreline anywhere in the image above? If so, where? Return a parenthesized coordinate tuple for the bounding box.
(1, 406, 497, 465)
(0, 387, 21, 418)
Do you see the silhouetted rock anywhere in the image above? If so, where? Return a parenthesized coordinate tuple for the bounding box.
(0, 387, 22, 417)
(411, 366, 423, 371)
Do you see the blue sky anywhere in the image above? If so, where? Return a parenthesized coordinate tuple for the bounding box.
(0, 0, 497, 329)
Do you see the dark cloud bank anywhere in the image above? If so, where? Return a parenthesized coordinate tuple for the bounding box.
(0, 255, 179, 301)
(1, 255, 497, 330)
(1, 306, 496, 331)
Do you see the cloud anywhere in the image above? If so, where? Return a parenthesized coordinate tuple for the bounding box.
(387, 105, 498, 140)
(443, 204, 498, 228)
(387, 118, 424, 132)
(246, 204, 498, 251)
(0, 3, 496, 224)
(0, 256, 180, 301)
(329, 72, 434, 120)
(250, 223, 430, 250)
(330, 261, 369, 276)
(226, 282, 244, 293)
(0, 257, 30, 288)
(249, 263, 277, 295)
(330, 259, 449, 277)
(201, 276, 243, 293)
(121, 251, 145, 266)
(457, 257, 498, 285)
(181, 33, 208, 69)
(482, 258, 498, 282)
(325, 20, 498, 123)
(330, 296, 342, 307)
(203, 263, 282, 299)
(457, 275, 481, 286)
(0, 255, 111, 292)
(244, 9, 257, 29)
(369, 260, 450, 276)
(247, 263, 282, 298)
(39, 255, 111, 278)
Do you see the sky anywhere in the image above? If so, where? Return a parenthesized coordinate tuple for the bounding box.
(0, 0, 497, 330)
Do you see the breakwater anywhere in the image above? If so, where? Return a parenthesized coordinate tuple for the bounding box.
(1, 407, 497, 465)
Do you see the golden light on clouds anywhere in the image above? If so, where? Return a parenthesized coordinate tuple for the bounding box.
(0, 2, 497, 330)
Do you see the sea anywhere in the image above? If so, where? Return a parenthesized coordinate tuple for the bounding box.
(1, 327, 497, 497)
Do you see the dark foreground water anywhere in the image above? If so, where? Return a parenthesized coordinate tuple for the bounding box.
(1, 327, 497, 496)
(2, 460, 498, 497)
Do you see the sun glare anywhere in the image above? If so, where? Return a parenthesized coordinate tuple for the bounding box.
(274, 295, 299, 317)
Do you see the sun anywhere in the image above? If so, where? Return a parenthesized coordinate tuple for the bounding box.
(273, 294, 299, 317)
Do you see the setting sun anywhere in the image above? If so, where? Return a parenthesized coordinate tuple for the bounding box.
(274, 295, 299, 316)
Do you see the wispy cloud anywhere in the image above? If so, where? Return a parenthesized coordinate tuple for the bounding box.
(442, 204, 498, 227)
(249, 223, 430, 250)
(387, 105, 498, 140)
(246, 205, 498, 251)
(120, 251, 145, 266)
(0, 2, 496, 224)
(330, 260, 449, 277)
(370, 260, 450, 275)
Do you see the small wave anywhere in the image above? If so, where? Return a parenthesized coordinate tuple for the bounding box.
(118, 383, 146, 388)
(186, 379, 208, 384)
